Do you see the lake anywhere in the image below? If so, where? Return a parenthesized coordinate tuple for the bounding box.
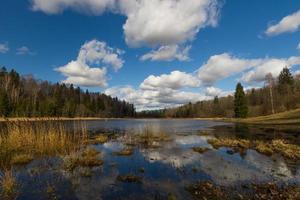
(1, 119, 300, 200)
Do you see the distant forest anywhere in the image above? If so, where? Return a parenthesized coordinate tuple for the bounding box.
(0, 67, 135, 118)
(138, 67, 300, 118)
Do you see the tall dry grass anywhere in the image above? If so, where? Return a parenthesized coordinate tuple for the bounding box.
(0, 121, 88, 168)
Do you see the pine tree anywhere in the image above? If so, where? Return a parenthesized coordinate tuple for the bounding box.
(234, 83, 248, 118)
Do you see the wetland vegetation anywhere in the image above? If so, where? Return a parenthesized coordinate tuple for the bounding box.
(0, 120, 299, 199)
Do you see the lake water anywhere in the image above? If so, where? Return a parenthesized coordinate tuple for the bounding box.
(4, 119, 300, 199)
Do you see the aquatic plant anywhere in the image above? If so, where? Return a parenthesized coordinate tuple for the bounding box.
(208, 137, 300, 161)
(63, 147, 103, 171)
(0, 121, 87, 168)
(117, 174, 141, 183)
(10, 153, 33, 165)
(0, 170, 18, 200)
(113, 148, 133, 156)
(192, 147, 210, 154)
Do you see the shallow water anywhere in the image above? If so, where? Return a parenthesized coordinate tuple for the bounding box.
(4, 119, 300, 199)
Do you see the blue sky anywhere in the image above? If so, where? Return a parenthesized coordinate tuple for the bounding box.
(1, 0, 300, 110)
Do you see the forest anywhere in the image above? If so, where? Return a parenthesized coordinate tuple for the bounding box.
(0, 67, 135, 118)
(138, 67, 300, 118)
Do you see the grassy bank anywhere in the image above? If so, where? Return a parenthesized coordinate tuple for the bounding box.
(223, 108, 300, 125)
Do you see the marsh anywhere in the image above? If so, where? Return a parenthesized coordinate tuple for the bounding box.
(0, 119, 299, 200)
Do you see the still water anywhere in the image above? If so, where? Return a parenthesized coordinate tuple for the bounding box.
(8, 119, 300, 199)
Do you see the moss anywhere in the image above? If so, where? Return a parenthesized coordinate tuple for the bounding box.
(117, 174, 141, 183)
(10, 154, 34, 165)
(192, 147, 210, 154)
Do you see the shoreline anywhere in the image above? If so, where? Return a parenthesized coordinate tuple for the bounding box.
(1, 108, 300, 125)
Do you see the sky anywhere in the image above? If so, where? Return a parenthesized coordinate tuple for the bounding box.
(0, 0, 300, 110)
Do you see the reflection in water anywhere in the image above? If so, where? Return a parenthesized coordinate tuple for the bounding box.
(4, 119, 300, 200)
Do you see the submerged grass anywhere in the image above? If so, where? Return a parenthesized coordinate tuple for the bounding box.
(0, 121, 87, 168)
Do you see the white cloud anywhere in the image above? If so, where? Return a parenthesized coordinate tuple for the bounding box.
(56, 39, 124, 87)
(120, 0, 220, 47)
(197, 53, 261, 85)
(265, 10, 300, 36)
(297, 43, 300, 51)
(240, 56, 300, 83)
(197, 53, 300, 85)
(0, 43, 9, 53)
(140, 70, 200, 90)
(140, 45, 191, 61)
(31, 0, 221, 61)
(16, 46, 35, 55)
(31, 0, 117, 15)
(105, 86, 207, 111)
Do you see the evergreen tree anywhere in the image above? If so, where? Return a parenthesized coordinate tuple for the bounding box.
(278, 67, 294, 86)
(234, 83, 248, 118)
(0, 90, 11, 117)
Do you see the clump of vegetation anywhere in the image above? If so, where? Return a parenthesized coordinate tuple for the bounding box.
(255, 141, 274, 155)
(85, 134, 109, 145)
(10, 153, 33, 165)
(64, 147, 103, 171)
(113, 148, 133, 156)
(208, 138, 251, 153)
(192, 147, 210, 154)
(0, 121, 87, 168)
(208, 137, 300, 161)
(272, 139, 300, 160)
(117, 174, 141, 183)
(0, 170, 18, 200)
(133, 125, 172, 148)
(186, 181, 227, 200)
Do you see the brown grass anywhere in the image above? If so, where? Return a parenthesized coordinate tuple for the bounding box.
(208, 138, 300, 160)
(0, 170, 18, 200)
(0, 121, 87, 168)
(63, 147, 103, 171)
(113, 148, 134, 156)
(192, 147, 210, 154)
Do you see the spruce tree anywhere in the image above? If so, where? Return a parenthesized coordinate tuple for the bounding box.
(0, 90, 11, 117)
(234, 83, 248, 118)
(278, 67, 294, 86)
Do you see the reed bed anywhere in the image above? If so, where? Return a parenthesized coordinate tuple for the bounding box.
(0, 121, 88, 168)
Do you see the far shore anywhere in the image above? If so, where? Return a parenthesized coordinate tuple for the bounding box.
(1, 108, 300, 125)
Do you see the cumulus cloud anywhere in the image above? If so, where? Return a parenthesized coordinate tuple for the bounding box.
(56, 39, 124, 87)
(31, 0, 221, 61)
(265, 10, 300, 36)
(105, 86, 207, 110)
(297, 43, 300, 51)
(240, 57, 300, 83)
(197, 53, 300, 85)
(140, 45, 191, 61)
(16, 46, 35, 55)
(0, 43, 9, 53)
(120, 0, 220, 47)
(140, 70, 200, 90)
(197, 53, 261, 85)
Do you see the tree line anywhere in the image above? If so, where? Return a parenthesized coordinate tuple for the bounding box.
(0, 67, 135, 118)
(138, 67, 300, 118)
